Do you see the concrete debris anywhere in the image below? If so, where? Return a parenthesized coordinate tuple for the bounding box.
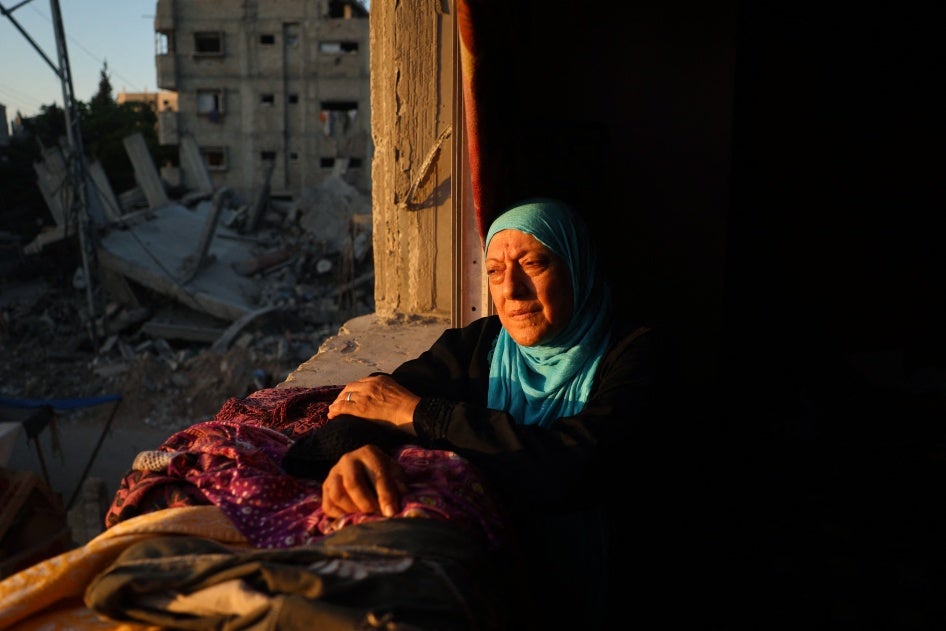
(2, 132, 375, 432)
(297, 174, 372, 250)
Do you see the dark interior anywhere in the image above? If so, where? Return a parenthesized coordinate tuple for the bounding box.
(488, 1, 943, 626)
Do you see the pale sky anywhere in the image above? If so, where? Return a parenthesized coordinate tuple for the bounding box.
(0, 0, 157, 119)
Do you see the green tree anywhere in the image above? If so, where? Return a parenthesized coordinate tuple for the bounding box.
(89, 62, 114, 110)
(21, 102, 67, 149)
(0, 120, 51, 237)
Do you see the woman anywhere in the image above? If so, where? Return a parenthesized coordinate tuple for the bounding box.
(292, 197, 669, 627)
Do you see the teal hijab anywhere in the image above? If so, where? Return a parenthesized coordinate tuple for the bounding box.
(485, 198, 613, 427)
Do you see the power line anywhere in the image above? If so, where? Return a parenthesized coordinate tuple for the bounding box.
(0, 82, 46, 111)
(9, 2, 149, 99)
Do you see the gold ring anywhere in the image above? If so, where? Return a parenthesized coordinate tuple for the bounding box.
(346, 391, 352, 402)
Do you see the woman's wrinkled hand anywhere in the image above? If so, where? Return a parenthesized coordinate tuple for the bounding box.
(321, 444, 409, 518)
(329, 375, 420, 432)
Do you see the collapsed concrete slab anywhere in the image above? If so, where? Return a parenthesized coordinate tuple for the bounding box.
(25, 130, 371, 328)
(97, 201, 262, 321)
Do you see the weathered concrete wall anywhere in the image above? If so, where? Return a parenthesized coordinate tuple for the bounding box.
(369, 1, 454, 317)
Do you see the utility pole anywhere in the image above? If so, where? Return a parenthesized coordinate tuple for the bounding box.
(0, 0, 102, 348)
(50, 0, 101, 348)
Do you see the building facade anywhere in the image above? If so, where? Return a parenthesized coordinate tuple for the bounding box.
(116, 90, 179, 113)
(153, 0, 370, 204)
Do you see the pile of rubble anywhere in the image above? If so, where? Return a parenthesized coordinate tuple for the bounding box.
(0, 255, 373, 433)
(1, 173, 376, 432)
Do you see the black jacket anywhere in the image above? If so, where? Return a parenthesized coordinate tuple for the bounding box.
(396, 314, 661, 511)
(284, 314, 679, 629)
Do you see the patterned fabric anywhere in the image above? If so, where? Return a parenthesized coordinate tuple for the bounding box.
(105, 386, 342, 529)
(131, 449, 178, 471)
(105, 386, 508, 551)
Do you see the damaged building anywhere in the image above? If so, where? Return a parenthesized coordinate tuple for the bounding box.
(18, 0, 374, 335)
(153, 0, 370, 205)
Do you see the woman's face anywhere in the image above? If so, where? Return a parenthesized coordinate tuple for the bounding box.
(485, 229, 573, 347)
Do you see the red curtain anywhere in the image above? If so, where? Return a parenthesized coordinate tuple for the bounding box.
(456, 0, 516, 243)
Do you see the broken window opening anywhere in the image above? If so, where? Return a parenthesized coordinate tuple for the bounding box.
(261, 94, 275, 105)
(319, 41, 359, 54)
(327, 1, 347, 18)
(319, 101, 358, 136)
(290, 152, 299, 161)
(260, 34, 275, 45)
(288, 94, 299, 104)
(201, 147, 228, 170)
(156, 31, 173, 55)
(196, 89, 225, 121)
(319, 156, 361, 169)
(327, 1, 367, 19)
(194, 31, 224, 56)
(283, 22, 301, 52)
(260, 151, 277, 162)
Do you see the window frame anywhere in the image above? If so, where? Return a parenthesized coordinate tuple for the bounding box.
(200, 146, 228, 171)
(193, 31, 225, 57)
(196, 89, 225, 117)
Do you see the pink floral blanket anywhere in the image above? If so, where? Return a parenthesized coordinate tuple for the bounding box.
(105, 385, 508, 550)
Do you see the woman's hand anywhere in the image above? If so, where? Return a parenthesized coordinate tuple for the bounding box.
(322, 376, 420, 517)
(329, 375, 420, 433)
(321, 444, 409, 518)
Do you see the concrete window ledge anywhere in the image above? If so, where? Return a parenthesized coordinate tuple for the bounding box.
(278, 312, 450, 389)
